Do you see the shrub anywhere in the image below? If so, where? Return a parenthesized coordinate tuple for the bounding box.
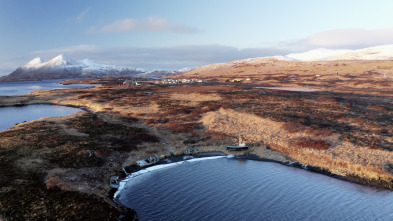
(206, 104, 221, 111)
(146, 119, 155, 124)
(368, 145, 380, 150)
(367, 105, 387, 111)
(203, 131, 229, 140)
(93, 121, 105, 125)
(304, 125, 334, 136)
(282, 122, 304, 133)
(165, 122, 198, 133)
(295, 139, 330, 150)
(161, 106, 193, 116)
(132, 133, 160, 143)
(317, 96, 338, 104)
(77, 94, 94, 99)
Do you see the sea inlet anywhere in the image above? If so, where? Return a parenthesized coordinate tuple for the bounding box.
(115, 155, 393, 221)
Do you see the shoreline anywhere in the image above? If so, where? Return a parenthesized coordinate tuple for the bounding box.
(111, 149, 390, 210)
(2, 78, 393, 219)
(111, 149, 391, 218)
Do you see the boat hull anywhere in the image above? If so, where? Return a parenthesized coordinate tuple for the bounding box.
(136, 155, 160, 167)
(226, 146, 249, 151)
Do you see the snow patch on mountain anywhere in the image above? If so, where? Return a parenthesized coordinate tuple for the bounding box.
(239, 44, 393, 63)
(286, 44, 393, 61)
(19, 54, 148, 74)
(42, 54, 78, 67)
(23, 57, 44, 69)
(286, 48, 352, 61)
(0, 54, 149, 81)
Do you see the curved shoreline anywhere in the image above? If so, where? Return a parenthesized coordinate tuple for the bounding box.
(111, 149, 390, 214)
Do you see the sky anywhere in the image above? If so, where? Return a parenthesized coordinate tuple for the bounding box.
(2, 0, 393, 75)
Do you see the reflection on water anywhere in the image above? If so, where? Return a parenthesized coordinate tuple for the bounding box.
(0, 104, 83, 131)
(0, 79, 98, 95)
(116, 157, 393, 221)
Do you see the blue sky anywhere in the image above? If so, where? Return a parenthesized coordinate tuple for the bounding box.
(2, 0, 393, 75)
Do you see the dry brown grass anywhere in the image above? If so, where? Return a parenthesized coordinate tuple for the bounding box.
(200, 108, 393, 184)
(169, 92, 221, 106)
(176, 59, 393, 93)
(2, 72, 393, 218)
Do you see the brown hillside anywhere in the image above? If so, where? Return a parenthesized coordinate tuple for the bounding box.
(174, 58, 393, 92)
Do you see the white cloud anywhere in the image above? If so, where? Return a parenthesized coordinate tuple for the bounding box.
(98, 19, 136, 33)
(298, 27, 393, 49)
(75, 7, 90, 23)
(89, 17, 198, 34)
(32, 45, 99, 55)
(139, 17, 198, 33)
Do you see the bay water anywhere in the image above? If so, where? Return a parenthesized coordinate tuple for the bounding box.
(115, 156, 393, 221)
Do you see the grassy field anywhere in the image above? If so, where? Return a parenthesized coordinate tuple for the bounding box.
(2, 58, 393, 219)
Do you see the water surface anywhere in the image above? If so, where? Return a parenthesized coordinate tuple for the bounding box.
(0, 104, 83, 131)
(0, 79, 98, 95)
(116, 156, 393, 221)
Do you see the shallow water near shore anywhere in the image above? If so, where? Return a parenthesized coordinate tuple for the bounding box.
(0, 79, 98, 95)
(115, 156, 393, 221)
(0, 104, 83, 131)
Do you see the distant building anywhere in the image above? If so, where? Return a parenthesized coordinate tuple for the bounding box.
(123, 79, 141, 86)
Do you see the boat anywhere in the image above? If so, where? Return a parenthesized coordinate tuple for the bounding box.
(226, 136, 248, 151)
(184, 147, 200, 155)
(110, 176, 120, 188)
(136, 155, 160, 167)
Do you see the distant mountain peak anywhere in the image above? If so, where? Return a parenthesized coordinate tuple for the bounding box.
(23, 57, 44, 69)
(44, 54, 77, 67)
(0, 54, 147, 82)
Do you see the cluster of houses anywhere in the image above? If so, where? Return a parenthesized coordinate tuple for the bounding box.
(225, 78, 253, 83)
(154, 78, 204, 84)
(121, 78, 205, 87)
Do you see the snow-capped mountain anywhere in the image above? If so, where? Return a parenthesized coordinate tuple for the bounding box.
(223, 44, 393, 65)
(286, 48, 352, 61)
(23, 57, 45, 69)
(0, 54, 146, 82)
(286, 44, 393, 61)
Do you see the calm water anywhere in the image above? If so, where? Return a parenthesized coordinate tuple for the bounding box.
(0, 79, 97, 95)
(0, 104, 83, 131)
(115, 156, 393, 221)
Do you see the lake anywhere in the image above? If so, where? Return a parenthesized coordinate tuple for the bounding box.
(0, 104, 83, 131)
(0, 79, 98, 96)
(115, 156, 393, 221)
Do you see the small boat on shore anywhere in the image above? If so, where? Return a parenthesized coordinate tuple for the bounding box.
(226, 136, 248, 151)
(110, 176, 120, 188)
(184, 147, 200, 155)
(226, 145, 249, 150)
(136, 155, 160, 167)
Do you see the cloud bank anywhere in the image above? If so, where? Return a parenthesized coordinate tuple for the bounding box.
(89, 17, 198, 33)
(298, 27, 393, 49)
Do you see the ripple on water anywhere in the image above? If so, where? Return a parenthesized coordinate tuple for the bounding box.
(116, 157, 393, 221)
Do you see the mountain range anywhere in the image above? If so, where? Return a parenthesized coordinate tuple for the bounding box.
(2, 44, 393, 82)
(0, 54, 145, 82)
